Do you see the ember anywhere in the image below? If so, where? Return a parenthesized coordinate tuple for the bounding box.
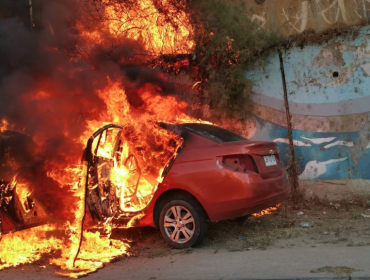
(252, 204, 281, 218)
(0, 0, 199, 277)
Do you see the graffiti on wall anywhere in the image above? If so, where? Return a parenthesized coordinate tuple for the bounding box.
(281, 0, 309, 34)
(247, 26, 370, 182)
(249, 0, 370, 34)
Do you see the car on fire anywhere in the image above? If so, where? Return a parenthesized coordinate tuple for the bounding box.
(0, 123, 289, 248)
(83, 123, 289, 248)
(0, 131, 47, 237)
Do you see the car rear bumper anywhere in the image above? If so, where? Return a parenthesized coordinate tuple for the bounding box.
(199, 170, 289, 222)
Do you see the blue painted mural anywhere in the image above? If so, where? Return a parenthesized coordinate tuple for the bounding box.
(246, 26, 370, 182)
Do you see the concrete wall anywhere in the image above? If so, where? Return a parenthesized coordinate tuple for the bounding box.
(247, 0, 370, 35)
(246, 26, 370, 200)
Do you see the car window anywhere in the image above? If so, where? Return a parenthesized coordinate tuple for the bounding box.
(182, 124, 246, 143)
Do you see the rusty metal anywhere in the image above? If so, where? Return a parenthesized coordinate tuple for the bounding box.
(72, 124, 123, 267)
(72, 162, 88, 267)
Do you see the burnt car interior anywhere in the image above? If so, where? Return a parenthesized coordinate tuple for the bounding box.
(85, 124, 176, 224)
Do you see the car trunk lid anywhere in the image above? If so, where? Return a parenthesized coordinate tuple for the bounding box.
(219, 141, 283, 179)
(245, 142, 283, 179)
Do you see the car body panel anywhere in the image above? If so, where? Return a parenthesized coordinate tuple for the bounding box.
(195, 171, 288, 221)
(137, 124, 289, 226)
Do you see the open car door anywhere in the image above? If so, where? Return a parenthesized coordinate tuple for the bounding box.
(85, 124, 160, 223)
(85, 124, 123, 222)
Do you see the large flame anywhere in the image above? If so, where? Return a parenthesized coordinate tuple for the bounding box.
(104, 0, 194, 55)
(0, 0, 198, 277)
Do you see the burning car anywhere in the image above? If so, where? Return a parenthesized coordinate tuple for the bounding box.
(0, 131, 47, 238)
(83, 122, 289, 248)
(0, 123, 288, 249)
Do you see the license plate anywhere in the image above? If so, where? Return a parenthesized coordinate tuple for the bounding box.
(264, 155, 277, 166)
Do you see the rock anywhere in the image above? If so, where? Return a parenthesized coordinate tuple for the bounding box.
(297, 211, 304, 216)
(361, 214, 370, 219)
(323, 231, 329, 235)
(299, 222, 312, 228)
(330, 202, 340, 208)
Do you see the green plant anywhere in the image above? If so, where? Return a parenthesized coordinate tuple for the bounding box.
(188, 0, 281, 119)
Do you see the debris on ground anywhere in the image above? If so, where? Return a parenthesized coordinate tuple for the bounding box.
(329, 203, 341, 209)
(299, 222, 312, 228)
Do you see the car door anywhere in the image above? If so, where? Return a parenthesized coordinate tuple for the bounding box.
(85, 124, 123, 221)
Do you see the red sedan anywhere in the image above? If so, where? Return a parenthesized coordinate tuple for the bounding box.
(85, 123, 289, 248)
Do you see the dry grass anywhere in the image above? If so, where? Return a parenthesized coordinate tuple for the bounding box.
(203, 200, 370, 252)
(311, 266, 360, 275)
(112, 200, 370, 257)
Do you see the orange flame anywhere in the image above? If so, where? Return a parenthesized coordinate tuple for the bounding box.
(0, 119, 9, 132)
(251, 204, 281, 218)
(0, 0, 200, 277)
(105, 0, 194, 55)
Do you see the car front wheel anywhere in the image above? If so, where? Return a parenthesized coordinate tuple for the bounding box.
(159, 198, 207, 249)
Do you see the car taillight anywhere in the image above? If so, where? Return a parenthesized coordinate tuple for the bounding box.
(218, 155, 258, 174)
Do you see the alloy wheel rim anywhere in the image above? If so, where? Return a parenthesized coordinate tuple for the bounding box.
(164, 206, 195, 244)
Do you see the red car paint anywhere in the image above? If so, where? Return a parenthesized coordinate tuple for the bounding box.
(138, 124, 289, 227)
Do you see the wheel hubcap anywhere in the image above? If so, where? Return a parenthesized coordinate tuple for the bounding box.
(164, 206, 195, 244)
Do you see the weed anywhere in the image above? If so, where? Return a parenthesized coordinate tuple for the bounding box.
(311, 266, 360, 275)
(187, 0, 282, 119)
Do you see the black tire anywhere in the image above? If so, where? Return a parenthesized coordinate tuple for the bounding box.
(159, 198, 207, 249)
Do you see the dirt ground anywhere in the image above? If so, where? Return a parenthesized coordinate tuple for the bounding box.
(119, 199, 370, 258)
(2, 199, 370, 279)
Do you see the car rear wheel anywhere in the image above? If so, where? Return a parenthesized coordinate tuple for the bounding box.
(159, 198, 207, 249)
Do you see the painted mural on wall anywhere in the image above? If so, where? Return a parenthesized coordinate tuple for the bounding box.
(246, 26, 370, 181)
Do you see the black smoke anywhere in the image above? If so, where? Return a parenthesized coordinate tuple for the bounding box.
(0, 0, 180, 221)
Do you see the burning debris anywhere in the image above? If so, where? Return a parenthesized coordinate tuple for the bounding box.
(251, 204, 281, 218)
(0, 0, 199, 277)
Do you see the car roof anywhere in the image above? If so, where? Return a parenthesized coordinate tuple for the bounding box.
(161, 122, 247, 144)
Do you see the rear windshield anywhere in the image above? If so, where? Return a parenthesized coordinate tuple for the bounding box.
(182, 124, 246, 143)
